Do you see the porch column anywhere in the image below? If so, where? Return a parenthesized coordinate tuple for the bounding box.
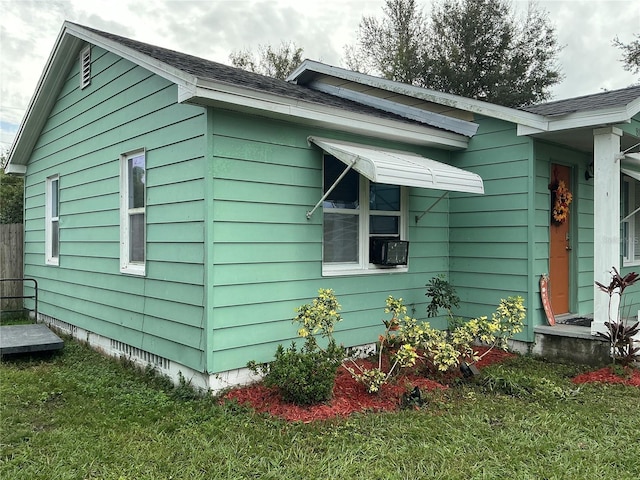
(592, 127, 622, 335)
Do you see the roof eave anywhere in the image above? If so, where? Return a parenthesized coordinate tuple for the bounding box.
(288, 60, 549, 131)
(180, 81, 470, 150)
(6, 21, 200, 172)
(517, 100, 640, 136)
(5, 24, 84, 170)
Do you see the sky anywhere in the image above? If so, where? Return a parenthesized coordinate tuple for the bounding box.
(0, 0, 638, 154)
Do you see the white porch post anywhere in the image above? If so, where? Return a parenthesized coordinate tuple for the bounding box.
(592, 127, 623, 335)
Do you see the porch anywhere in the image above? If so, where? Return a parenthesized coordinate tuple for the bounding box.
(516, 314, 611, 366)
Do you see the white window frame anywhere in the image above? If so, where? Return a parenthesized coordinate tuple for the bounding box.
(622, 176, 640, 266)
(80, 46, 91, 89)
(322, 158, 408, 277)
(120, 149, 146, 276)
(45, 175, 60, 266)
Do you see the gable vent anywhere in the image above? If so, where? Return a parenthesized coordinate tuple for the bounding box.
(80, 46, 91, 89)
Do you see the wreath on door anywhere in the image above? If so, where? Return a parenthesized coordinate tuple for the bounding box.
(549, 179, 573, 225)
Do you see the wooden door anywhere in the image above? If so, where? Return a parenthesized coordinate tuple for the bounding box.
(549, 164, 572, 314)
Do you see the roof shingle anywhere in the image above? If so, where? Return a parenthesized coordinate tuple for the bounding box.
(520, 85, 640, 116)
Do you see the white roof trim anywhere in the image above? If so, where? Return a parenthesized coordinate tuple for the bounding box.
(71, 23, 468, 149)
(289, 60, 548, 131)
(307, 80, 479, 137)
(182, 83, 470, 149)
(517, 104, 638, 136)
(4, 164, 26, 175)
(308, 136, 484, 194)
(64, 22, 199, 90)
(291, 60, 640, 136)
(5, 22, 470, 173)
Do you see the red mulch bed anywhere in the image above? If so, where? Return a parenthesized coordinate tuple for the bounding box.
(572, 366, 640, 387)
(221, 347, 516, 423)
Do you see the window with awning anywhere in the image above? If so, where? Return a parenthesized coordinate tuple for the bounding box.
(307, 137, 484, 276)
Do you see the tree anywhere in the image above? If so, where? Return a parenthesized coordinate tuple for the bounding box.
(613, 34, 640, 78)
(344, 0, 427, 85)
(0, 156, 24, 224)
(345, 0, 563, 107)
(229, 41, 304, 80)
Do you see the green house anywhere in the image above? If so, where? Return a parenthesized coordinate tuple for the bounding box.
(5, 22, 640, 390)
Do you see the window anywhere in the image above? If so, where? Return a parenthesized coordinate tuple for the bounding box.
(323, 155, 407, 275)
(622, 176, 640, 266)
(80, 46, 91, 89)
(120, 150, 146, 275)
(45, 175, 60, 265)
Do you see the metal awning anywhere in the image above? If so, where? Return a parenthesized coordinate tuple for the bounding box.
(622, 168, 640, 183)
(308, 136, 484, 194)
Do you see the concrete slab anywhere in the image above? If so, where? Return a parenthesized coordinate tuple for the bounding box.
(0, 324, 64, 355)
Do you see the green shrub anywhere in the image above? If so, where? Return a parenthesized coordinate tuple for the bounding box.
(260, 340, 344, 405)
(248, 289, 345, 405)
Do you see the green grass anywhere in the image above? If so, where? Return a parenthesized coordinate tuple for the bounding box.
(1, 339, 639, 480)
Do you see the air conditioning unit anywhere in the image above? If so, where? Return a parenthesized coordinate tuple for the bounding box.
(370, 238, 409, 266)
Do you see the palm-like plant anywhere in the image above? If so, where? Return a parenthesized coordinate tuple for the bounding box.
(595, 267, 640, 365)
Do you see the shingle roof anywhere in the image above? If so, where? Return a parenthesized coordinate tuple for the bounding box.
(77, 24, 426, 128)
(520, 85, 640, 116)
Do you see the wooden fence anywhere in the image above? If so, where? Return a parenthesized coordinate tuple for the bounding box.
(0, 223, 24, 312)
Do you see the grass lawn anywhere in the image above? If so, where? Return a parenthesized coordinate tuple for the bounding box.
(1, 336, 639, 480)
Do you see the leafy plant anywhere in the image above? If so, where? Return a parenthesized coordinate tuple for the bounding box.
(595, 267, 640, 366)
(254, 340, 344, 405)
(344, 296, 418, 393)
(425, 274, 460, 319)
(345, 294, 526, 393)
(420, 295, 525, 372)
(248, 289, 345, 405)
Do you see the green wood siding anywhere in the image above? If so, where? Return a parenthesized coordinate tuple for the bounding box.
(22, 46, 208, 371)
(449, 117, 533, 341)
(206, 109, 453, 372)
(23, 42, 634, 378)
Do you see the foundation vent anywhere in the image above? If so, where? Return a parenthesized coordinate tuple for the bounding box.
(40, 314, 77, 336)
(110, 340, 171, 370)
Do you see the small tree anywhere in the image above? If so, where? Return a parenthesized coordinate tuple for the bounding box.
(229, 41, 304, 80)
(0, 163, 24, 224)
(613, 34, 640, 81)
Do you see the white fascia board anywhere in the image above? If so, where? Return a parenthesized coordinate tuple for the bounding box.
(288, 60, 548, 131)
(7, 22, 199, 170)
(4, 164, 26, 175)
(6, 26, 81, 168)
(517, 105, 635, 136)
(179, 81, 470, 149)
(64, 23, 199, 90)
(307, 80, 479, 137)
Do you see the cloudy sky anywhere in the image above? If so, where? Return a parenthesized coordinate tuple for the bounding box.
(1, 0, 638, 153)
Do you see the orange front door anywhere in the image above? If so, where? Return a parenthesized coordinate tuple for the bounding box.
(549, 164, 572, 314)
